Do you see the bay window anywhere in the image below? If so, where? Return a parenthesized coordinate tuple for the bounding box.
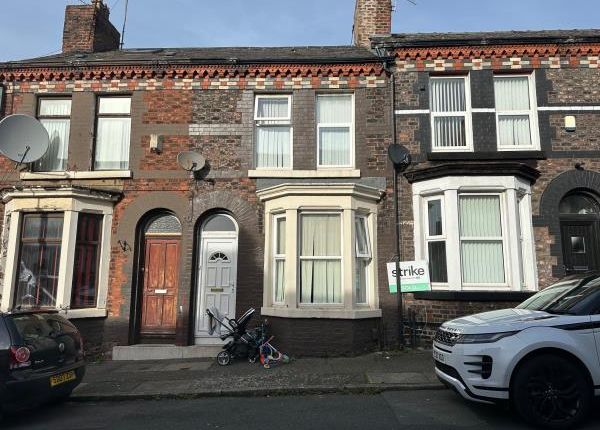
(258, 184, 381, 319)
(317, 94, 354, 168)
(255, 95, 292, 168)
(494, 74, 539, 150)
(430, 76, 472, 151)
(35, 98, 71, 172)
(94, 96, 131, 170)
(413, 176, 537, 291)
(1, 188, 115, 317)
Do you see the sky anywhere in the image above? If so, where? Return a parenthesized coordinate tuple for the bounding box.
(1, 0, 599, 62)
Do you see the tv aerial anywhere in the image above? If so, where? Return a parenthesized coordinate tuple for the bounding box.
(0, 114, 49, 165)
(177, 151, 206, 172)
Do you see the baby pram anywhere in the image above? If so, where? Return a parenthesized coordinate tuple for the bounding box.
(206, 307, 261, 366)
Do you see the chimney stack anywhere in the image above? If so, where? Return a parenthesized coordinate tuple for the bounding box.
(62, 0, 121, 54)
(353, 0, 393, 48)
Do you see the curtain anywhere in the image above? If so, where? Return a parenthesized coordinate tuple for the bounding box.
(256, 126, 290, 168)
(37, 119, 70, 171)
(257, 98, 288, 118)
(274, 218, 286, 303)
(495, 77, 532, 147)
(94, 117, 131, 170)
(300, 214, 341, 304)
(459, 196, 505, 283)
(317, 95, 352, 166)
(39, 99, 71, 116)
(430, 78, 467, 148)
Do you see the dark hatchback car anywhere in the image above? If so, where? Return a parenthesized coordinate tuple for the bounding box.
(0, 310, 85, 415)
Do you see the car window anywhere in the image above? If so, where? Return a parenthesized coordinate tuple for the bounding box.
(517, 279, 581, 310)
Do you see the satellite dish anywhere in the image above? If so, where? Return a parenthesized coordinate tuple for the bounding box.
(0, 115, 49, 163)
(177, 151, 206, 172)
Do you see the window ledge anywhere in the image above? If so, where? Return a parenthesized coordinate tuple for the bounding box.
(249, 169, 360, 179)
(61, 308, 108, 319)
(261, 307, 381, 319)
(411, 291, 535, 302)
(21, 171, 133, 180)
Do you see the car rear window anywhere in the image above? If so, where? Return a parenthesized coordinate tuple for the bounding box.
(7, 313, 76, 345)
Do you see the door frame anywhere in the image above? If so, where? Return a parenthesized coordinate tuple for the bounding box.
(193, 213, 239, 345)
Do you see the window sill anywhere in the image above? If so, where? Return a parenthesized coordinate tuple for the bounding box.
(249, 169, 361, 179)
(21, 171, 133, 180)
(58, 308, 108, 319)
(411, 291, 535, 302)
(261, 306, 381, 319)
(426, 151, 545, 161)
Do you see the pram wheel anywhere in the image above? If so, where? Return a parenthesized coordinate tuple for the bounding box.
(217, 351, 231, 366)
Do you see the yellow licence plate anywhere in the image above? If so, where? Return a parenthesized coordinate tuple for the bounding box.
(50, 370, 76, 387)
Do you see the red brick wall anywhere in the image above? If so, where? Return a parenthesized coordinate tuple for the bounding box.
(62, 2, 120, 54)
(142, 90, 193, 124)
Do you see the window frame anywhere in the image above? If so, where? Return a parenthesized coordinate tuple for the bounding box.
(298, 211, 344, 306)
(458, 192, 510, 288)
(493, 73, 540, 151)
(272, 213, 286, 305)
(70, 212, 104, 309)
(34, 97, 72, 172)
(354, 214, 371, 305)
(423, 195, 448, 285)
(253, 94, 293, 170)
(93, 95, 132, 171)
(429, 75, 473, 153)
(316, 93, 355, 169)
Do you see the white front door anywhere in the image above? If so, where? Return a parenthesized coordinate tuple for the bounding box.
(195, 238, 237, 343)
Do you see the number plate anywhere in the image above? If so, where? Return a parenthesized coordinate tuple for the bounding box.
(50, 370, 76, 387)
(432, 349, 447, 363)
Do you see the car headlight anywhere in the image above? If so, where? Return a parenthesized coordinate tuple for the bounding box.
(455, 331, 519, 344)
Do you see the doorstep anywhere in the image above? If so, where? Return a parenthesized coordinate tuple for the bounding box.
(112, 344, 222, 361)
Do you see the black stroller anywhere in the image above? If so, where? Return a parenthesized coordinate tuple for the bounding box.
(206, 307, 262, 366)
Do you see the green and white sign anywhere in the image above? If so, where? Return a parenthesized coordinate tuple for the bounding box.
(387, 260, 431, 293)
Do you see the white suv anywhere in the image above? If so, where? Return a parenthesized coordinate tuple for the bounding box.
(433, 273, 600, 429)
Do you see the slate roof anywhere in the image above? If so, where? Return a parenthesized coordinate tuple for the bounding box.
(372, 29, 600, 48)
(1, 46, 380, 68)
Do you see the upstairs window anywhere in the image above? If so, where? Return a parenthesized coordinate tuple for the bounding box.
(317, 94, 354, 167)
(254, 95, 292, 169)
(430, 76, 472, 151)
(94, 97, 131, 170)
(35, 98, 71, 172)
(494, 75, 538, 150)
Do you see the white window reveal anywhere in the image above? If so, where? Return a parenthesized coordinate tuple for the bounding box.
(273, 215, 286, 304)
(494, 75, 539, 150)
(413, 176, 537, 292)
(430, 76, 473, 151)
(354, 215, 371, 304)
(317, 94, 354, 168)
(94, 97, 131, 170)
(35, 98, 71, 172)
(254, 95, 292, 169)
(300, 213, 342, 304)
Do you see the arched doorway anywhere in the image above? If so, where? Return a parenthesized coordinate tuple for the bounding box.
(559, 192, 600, 274)
(194, 213, 238, 345)
(139, 213, 182, 341)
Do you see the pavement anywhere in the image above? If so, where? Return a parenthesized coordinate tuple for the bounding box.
(71, 349, 444, 401)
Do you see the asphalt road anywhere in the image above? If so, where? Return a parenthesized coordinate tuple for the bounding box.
(3, 390, 600, 430)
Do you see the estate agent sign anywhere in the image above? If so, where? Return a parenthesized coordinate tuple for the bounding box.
(386, 260, 432, 293)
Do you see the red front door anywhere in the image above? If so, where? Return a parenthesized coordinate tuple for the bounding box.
(140, 237, 180, 336)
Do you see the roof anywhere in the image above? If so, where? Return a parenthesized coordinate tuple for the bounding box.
(1, 46, 380, 68)
(372, 29, 600, 48)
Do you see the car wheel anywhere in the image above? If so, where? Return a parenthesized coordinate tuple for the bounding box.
(217, 351, 231, 366)
(511, 354, 592, 429)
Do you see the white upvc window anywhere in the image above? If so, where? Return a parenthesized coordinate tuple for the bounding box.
(430, 75, 473, 152)
(494, 74, 539, 150)
(273, 214, 286, 304)
(254, 95, 292, 169)
(413, 176, 537, 292)
(35, 98, 72, 172)
(354, 215, 371, 304)
(317, 94, 354, 168)
(258, 184, 381, 319)
(94, 96, 131, 171)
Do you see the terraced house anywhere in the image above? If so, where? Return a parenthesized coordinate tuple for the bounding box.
(1, 0, 600, 357)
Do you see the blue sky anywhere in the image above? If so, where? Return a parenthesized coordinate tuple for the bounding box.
(1, 0, 598, 62)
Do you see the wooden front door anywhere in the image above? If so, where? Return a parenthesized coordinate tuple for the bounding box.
(140, 237, 180, 336)
(560, 220, 600, 274)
